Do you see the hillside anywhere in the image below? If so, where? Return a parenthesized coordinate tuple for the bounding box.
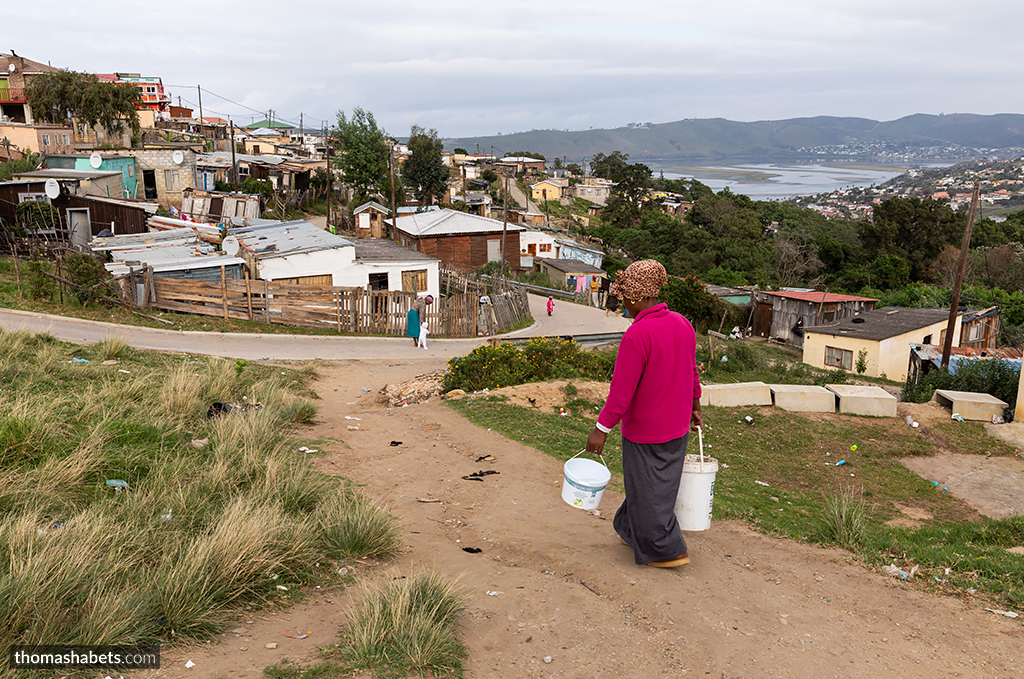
(446, 113, 1024, 163)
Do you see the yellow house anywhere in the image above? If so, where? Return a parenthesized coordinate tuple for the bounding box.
(531, 178, 568, 202)
(802, 307, 964, 381)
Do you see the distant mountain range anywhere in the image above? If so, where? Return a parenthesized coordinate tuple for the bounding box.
(444, 114, 1024, 163)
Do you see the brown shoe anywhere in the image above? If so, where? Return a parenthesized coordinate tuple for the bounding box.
(648, 552, 690, 568)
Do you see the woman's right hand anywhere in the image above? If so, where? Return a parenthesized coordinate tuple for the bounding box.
(586, 427, 607, 454)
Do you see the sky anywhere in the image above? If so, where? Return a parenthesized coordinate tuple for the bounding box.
(11, 1, 1024, 140)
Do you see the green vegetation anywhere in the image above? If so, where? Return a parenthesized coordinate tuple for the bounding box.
(27, 69, 142, 136)
(443, 338, 615, 392)
(0, 329, 403, 663)
(403, 126, 449, 205)
(334, 107, 391, 206)
(445, 340, 1024, 609)
(265, 572, 468, 679)
(903, 358, 1020, 408)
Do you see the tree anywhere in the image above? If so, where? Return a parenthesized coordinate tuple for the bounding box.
(773, 228, 823, 288)
(859, 197, 966, 281)
(403, 126, 449, 205)
(565, 163, 582, 176)
(590, 151, 629, 180)
(453, 147, 468, 154)
(509, 151, 545, 160)
(603, 162, 654, 227)
(552, 157, 563, 170)
(27, 70, 141, 136)
(333, 107, 390, 205)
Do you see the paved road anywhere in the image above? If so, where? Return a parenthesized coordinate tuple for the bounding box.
(0, 295, 629, 361)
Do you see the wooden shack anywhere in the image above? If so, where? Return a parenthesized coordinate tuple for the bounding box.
(752, 290, 878, 347)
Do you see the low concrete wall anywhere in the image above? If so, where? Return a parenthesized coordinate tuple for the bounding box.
(933, 390, 1008, 422)
(825, 384, 897, 417)
(701, 382, 772, 407)
(770, 385, 835, 413)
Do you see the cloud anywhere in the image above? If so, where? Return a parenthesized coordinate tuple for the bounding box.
(11, 1, 1024, 136)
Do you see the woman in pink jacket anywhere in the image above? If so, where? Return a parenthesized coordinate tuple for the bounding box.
(586, 260, 703, 568)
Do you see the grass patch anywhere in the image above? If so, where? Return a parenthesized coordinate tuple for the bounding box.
(0, 328, 408, 671)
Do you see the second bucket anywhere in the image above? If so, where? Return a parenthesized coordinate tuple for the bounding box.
(674, 426, 718, 531)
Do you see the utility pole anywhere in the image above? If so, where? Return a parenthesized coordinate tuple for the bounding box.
(229, 120, 237, 185)
(940, 182, 980, 369)
(500, 171, 509, 286)
(389, 140, 397, 240)
(325, 124, 332, 233)
(197, 85, 204, 142)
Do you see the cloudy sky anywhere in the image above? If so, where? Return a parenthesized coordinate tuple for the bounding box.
(12, 1, 1023, 138)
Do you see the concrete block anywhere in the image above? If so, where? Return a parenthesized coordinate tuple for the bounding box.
(932, 390, 1008, 422)
(769, 384, 836, 413)
(701, 382, 772, 408)
(825, 384, 897, 417)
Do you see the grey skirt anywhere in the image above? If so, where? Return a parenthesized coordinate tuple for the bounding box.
(613, 434, 689, 564)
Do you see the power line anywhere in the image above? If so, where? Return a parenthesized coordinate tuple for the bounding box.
(165, 84, 330, 126)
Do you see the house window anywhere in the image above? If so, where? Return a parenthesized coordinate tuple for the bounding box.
(539, 243, 551, 252)
(824, 346, 853, 370)
(164, 169, 180, 191)
(401, 269, 428, 293)
(62, 134, 69, 145)
(968, 323, 983, 342)
(923, 334, 932, 345)
(41, 134, 50, 147)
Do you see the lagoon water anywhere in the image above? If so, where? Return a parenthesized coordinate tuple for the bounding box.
(647, 162, 919, 200)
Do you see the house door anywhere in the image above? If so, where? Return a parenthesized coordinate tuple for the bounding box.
(67, 208, 91, 248)
(487, 239, 501, 262)
(208, 197, 224, 220)
(142, 170, 158, 200)
(753, 301, 773, 338)
(527, 243, 536, 255)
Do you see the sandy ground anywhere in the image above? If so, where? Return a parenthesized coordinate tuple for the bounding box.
(148, 360, 1024, 679)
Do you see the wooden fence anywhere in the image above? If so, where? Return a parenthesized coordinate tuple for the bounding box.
(121, 266, 531, 338)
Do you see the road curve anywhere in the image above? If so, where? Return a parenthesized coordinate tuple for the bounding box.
(0, 295, 629, 361)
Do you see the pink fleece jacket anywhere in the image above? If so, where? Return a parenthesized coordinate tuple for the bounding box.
(597, 303, 702, 443)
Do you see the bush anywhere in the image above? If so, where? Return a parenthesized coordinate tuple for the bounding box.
(661, 276, 721, 331)
(443, 338, 615, 392)
(63, 253, 109, 305)
(905, 359, 1020, 408)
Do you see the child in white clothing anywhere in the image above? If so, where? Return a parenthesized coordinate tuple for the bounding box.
(418, 321, 429, 349)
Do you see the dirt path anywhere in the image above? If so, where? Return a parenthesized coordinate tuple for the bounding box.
(153, 360, 1023, 679)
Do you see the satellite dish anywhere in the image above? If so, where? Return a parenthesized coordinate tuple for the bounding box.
(222, 236, 240, 257)
(172, 150, 184, 165)
(44, 178, 60, 199)
(89, 152, 102, 169)
(8, 64, 15, 73)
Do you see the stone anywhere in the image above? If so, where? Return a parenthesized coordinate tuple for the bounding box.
(700, 382, 771, 407)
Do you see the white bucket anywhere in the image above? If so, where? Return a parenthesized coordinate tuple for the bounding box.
(561, 451, 611, 510)
(674, 427, 718, 531)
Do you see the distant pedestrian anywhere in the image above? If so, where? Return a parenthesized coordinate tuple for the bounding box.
(589, 276, 600, 306)
(547, 296, 554, 316)
(407, 295, 433, 347)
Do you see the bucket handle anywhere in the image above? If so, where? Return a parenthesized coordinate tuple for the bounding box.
(572, 448, 609, 470)
(697, 426, 705, 472)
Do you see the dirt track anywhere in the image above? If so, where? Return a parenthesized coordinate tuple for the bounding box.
(154, 360, 1024, 679)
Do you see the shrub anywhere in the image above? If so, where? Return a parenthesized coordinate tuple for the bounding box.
(661, 275, 721, 331)
(815, 487, 867, 550)
(905, 359, 1020, 408)
(63, 253, 109, 305)
(443, 338, 615, 392)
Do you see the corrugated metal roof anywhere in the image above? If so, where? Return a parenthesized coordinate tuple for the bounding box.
(395, 208, 525, 236)
(910, 343, 1022, 374)
(231, 220, 354, 259)
(539, 258, 605, 275)
(761, 290, 877, 303)
(805, 307, 954, 341)
(14, 169, 121, 179)
(354, 238, 437, 263)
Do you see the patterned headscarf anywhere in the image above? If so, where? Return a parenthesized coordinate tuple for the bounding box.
(609, 259, 667, 302)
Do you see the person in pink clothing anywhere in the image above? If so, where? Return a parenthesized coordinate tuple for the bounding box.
(547, 296, 554, 316)
(585, 259, 702, 568)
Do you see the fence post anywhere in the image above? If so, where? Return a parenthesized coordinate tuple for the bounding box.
(220, 265, 228, 319)
(264, 280, 270, 323)
(245, 273, 253, 321)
